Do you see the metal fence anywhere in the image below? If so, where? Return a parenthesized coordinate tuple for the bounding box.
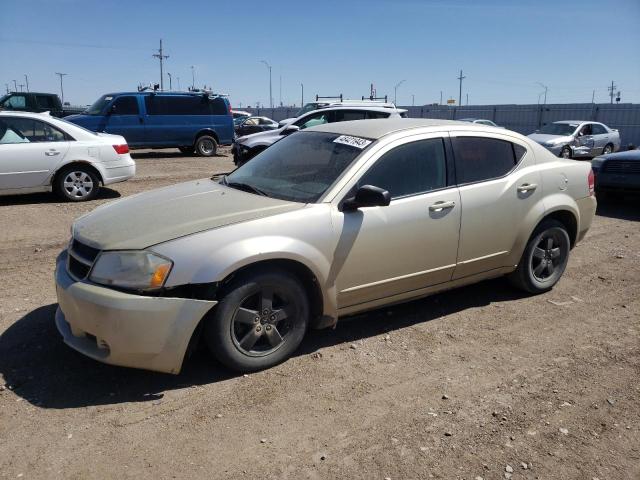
(243, 103, 640, 147)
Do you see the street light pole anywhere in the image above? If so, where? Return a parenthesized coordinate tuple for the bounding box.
(167, 72, 172, 90)
(12, 80, 17, 91)
(24, 75, 29, 92)
(260, 60, 273, 108)
(394, 79, 406, 105)
(457, 69, 466, 106)
(55, 72, 68, 104)
(412, 94, 415, 106)
(300, 83, 304, 108)
(191, 66, 195, 90)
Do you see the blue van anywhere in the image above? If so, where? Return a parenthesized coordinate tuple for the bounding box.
(66, 91, 234, 156)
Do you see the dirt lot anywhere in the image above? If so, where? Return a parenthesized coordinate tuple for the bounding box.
(0, 148, 638, 480)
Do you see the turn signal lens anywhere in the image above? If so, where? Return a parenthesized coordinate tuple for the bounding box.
(150, 263, 172, 288)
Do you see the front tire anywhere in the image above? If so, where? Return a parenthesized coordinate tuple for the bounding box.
(508, 219, 571, 294)
(195, 135, 218, 157)
(204, 270, 309, 372)
(54, 166, 100, 202)
(560, 146, 572, 159)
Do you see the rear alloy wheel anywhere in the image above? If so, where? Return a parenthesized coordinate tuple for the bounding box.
(205, 270, 309, 372)
(560, 146, 572, 159)
(195, 135, 218, 157)
(602, 144, 613, 155)
(508, 219, 570, 294)
(55, 166, 100, 202)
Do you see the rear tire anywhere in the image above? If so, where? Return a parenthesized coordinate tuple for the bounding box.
(204, 269, 309, 372)
(195, 135, 218, 157)
(508, 219, 570, 294)
(54, 165, 100, 202)
(602, 143, 613, 155)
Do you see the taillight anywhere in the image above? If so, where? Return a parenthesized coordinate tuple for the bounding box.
(588, 168, 595, 196)
(113, 144, 129, 155)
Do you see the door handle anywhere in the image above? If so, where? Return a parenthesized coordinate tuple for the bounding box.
(517, 183, 538, 193)
(429, 200, 456, 212)
(45, 150, 60, 156)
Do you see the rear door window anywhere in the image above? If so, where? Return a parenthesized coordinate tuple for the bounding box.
(452, 137, 521, 184)
(145, 95, 218, 115)
(295, 111, 333, 129)
(35, 95, 56, 109)
(0, 118, 67, 143)
(111, 96, 139, 115)
(591, 124, 607, 135)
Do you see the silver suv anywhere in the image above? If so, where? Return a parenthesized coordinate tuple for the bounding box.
(55, 119, 596, 374)
(232, 105, 407, 165)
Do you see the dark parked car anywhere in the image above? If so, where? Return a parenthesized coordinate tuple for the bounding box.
(591, 148, 640, 194)
(0, 92, 84, 117)
(234, 116, 278, 136)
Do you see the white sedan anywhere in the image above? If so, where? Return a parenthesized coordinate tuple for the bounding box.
(0, 111, 135, 201)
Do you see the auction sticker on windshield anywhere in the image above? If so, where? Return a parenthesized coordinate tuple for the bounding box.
(333, 135, 372, 149)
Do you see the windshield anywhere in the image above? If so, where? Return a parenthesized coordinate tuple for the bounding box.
(225, 131, 372, 203)
(539, 123, 578, 136)
(84, 95, 114, 115)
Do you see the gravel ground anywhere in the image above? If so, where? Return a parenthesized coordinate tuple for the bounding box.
(0, 148, 638, 479)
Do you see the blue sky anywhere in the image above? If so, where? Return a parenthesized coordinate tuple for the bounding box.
(1, 0, 639, 107)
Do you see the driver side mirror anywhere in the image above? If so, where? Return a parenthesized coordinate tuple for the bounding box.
(282, 125, 300, 136)
(342, 185, 391, 211)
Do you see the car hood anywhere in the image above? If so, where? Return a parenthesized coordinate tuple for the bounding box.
(73, 179, 304, 250)
(527, 133, 572, 144)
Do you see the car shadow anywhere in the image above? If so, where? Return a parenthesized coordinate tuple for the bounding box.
(595, 193, 640, 221)
(131, 148, 229, 160)
(0, 278, 526, 410)
(0, 188, 121, 207)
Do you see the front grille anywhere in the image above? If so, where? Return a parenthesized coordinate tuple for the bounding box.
(602, 160, 640, 174)
(67, 239, 100, 280)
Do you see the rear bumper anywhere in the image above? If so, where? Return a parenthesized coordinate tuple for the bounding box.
(595, 173, 640, 191)
(576, 196, 597, 244)
(101, 157, 136, 185)
(54, 252, 216, 374)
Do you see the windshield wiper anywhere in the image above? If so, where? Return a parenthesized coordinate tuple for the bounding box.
(225, 180, 268, 196)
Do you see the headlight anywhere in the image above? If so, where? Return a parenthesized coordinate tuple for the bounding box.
(89, 251, 173, 291)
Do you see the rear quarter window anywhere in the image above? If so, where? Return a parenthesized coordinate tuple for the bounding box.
(452, 137, 523, 184)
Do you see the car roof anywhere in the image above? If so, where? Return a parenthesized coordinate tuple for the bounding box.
(310, 105, 407, 114)
(307, 118, 476, 139)
(0, 111, 53, 117)
(554, 120, 589, 124)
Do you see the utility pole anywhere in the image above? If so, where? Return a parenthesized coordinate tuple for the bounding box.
(191, 66, 195, 90)
(412, 94, 415, 106)
(457, 70, 466, 107)
(536, 82, 548, 105)
(440, 91, 443, 105)
(260, 60, 273, 108)
(394, 79, 406, 105)
(167, 72, 172, 90)
(4, 84, 9, 94)
(608, 81, 617, 104)
(300, 83, 304, 108)
(18, 84, 24, 92)
(55, 72, 67, 104)
(12, 80, 17, 91)
(24, 75, 29, 92)
(152, 39, 169, 90)
(466, 93, 469, 106)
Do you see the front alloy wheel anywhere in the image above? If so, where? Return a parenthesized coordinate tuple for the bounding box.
(560, 146, 572, 159)
(205, 270, 309, 372)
